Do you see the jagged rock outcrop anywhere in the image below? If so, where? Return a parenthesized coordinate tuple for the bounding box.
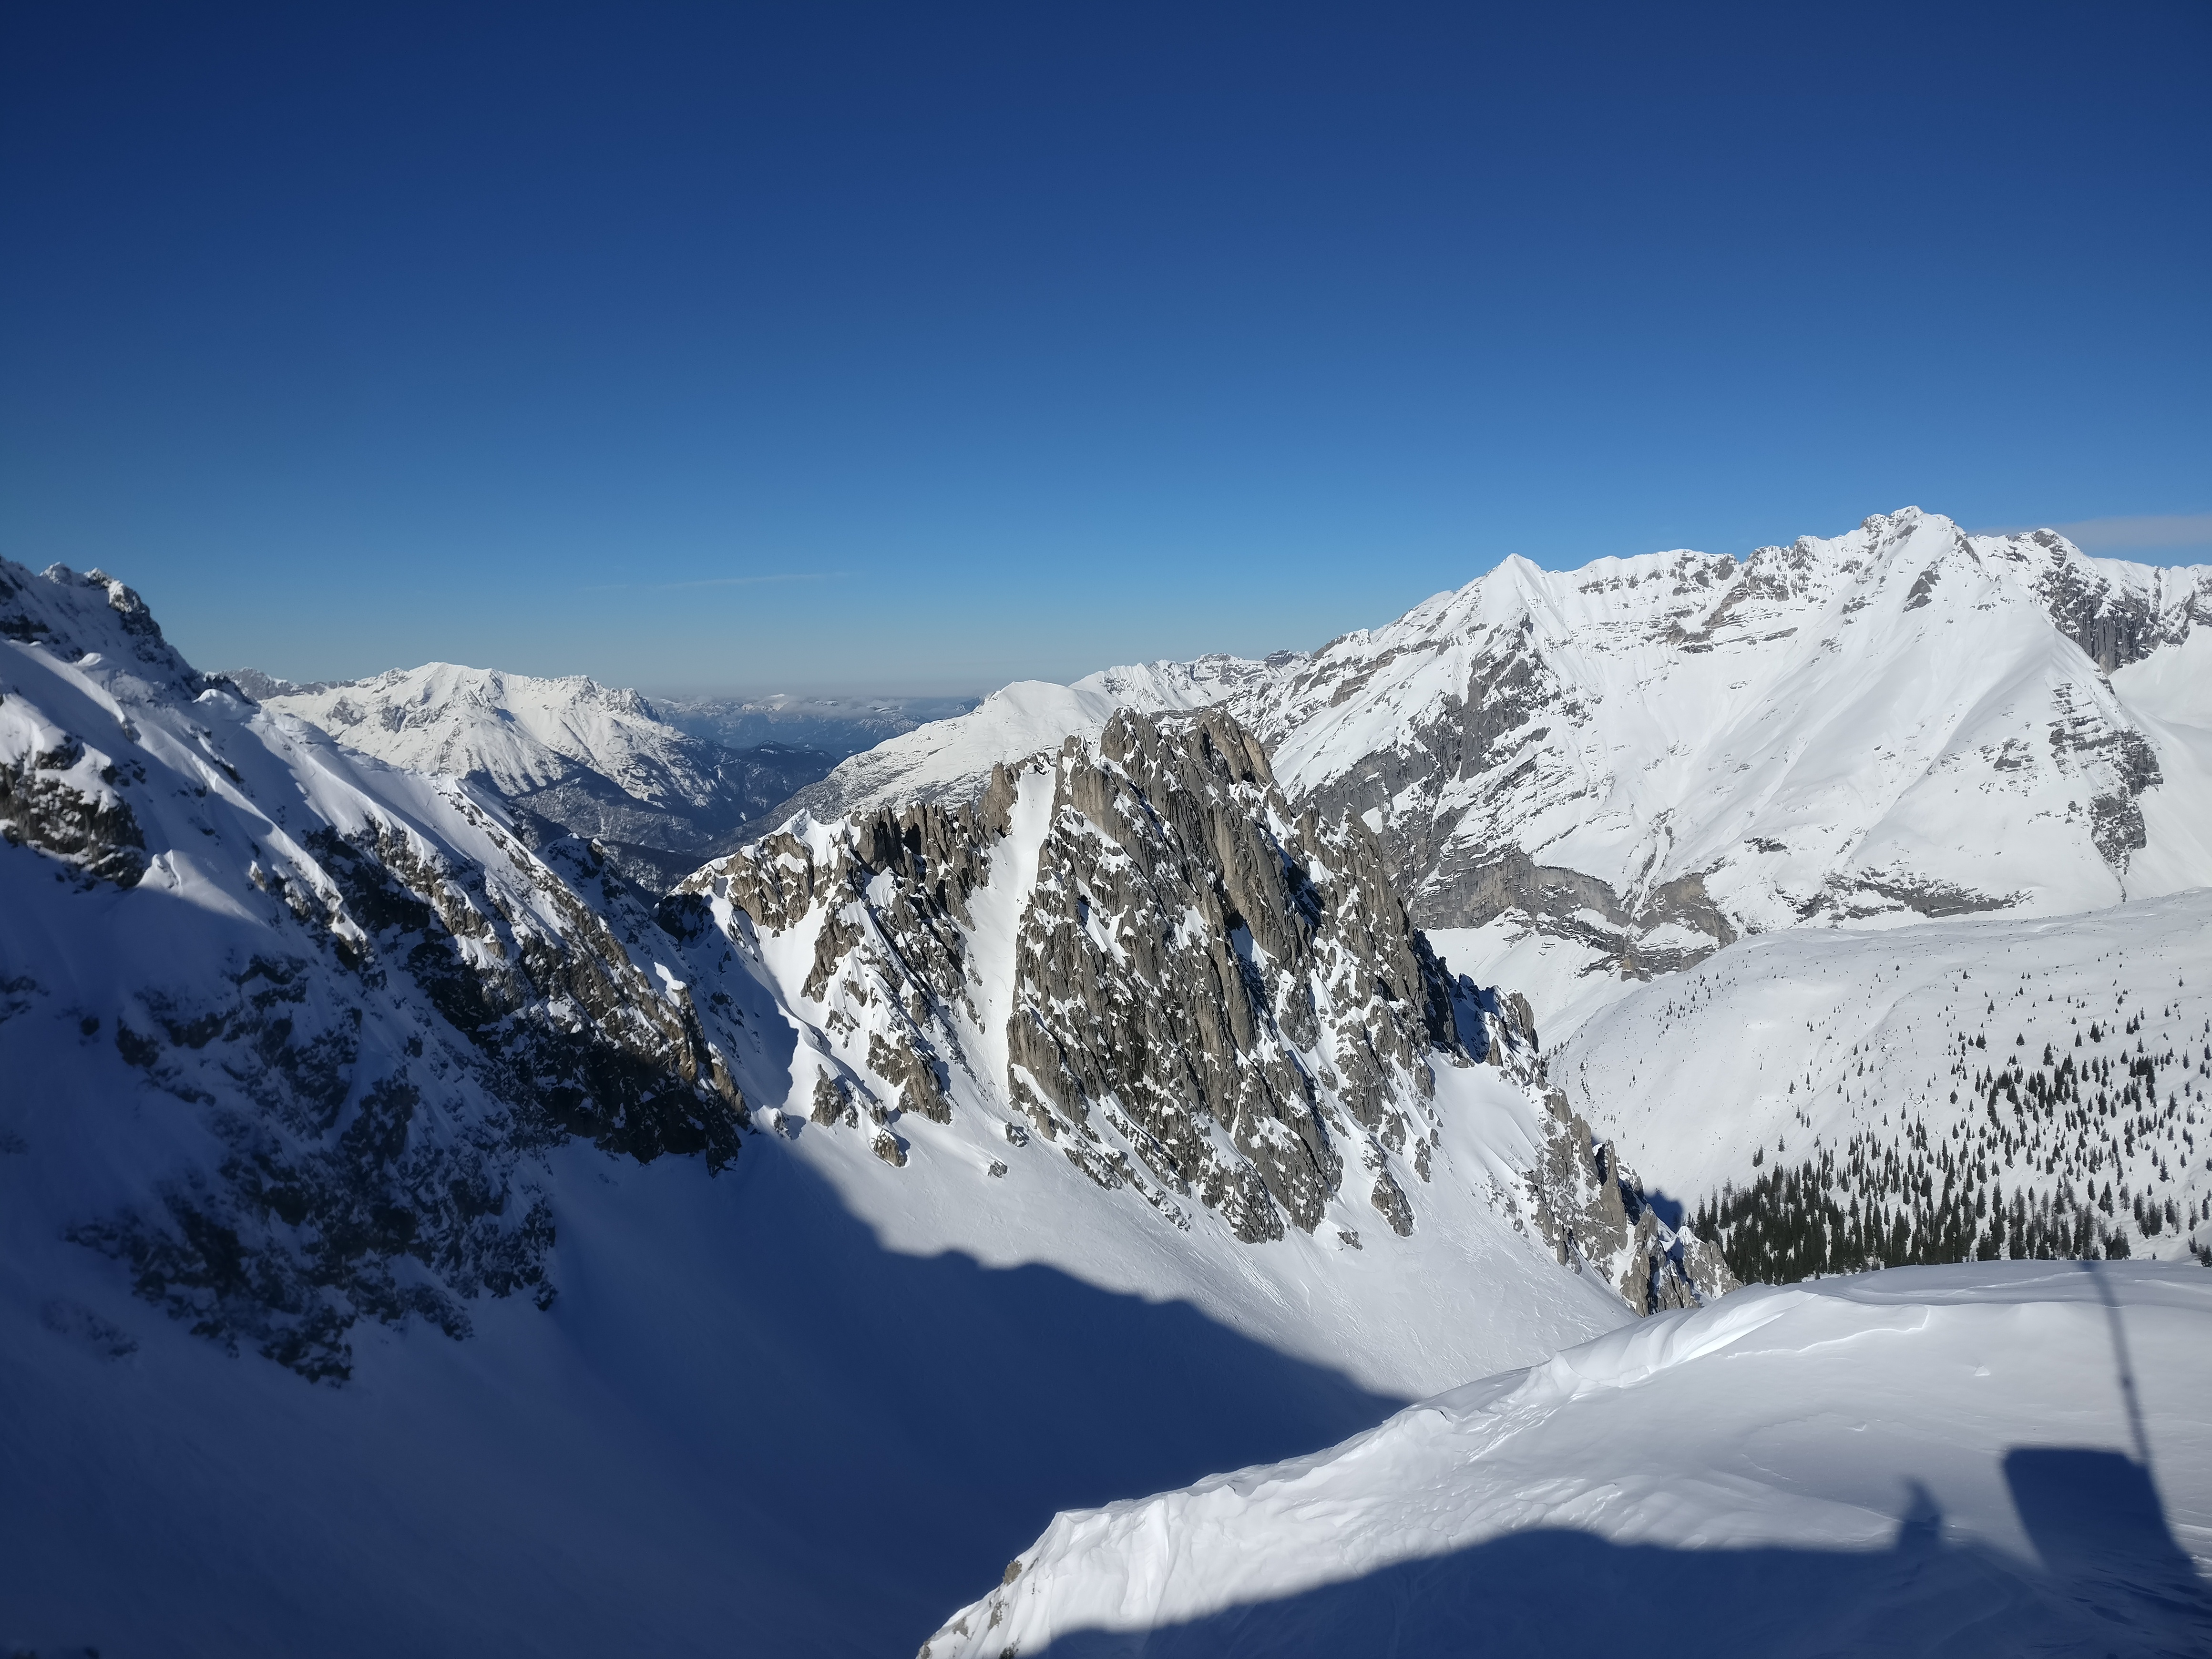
(684, 705, 1729, 1305)
(686, 708, 1470, 1246)
(1458, 985, 1733, 1310)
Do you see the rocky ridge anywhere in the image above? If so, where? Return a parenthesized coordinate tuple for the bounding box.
(771, 510, 2208, 1044)
(2, 561, 765, 1381)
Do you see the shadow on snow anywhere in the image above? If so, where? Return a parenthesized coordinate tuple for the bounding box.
(1024, 1448, 2212, 1659)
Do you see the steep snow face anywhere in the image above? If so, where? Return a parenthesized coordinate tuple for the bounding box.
(256, 661, 832, 887)
(926, 1263, 2212, 1659)
(1245, 510, 2211, 1036)
(1555, 888, 2212, 1280)
(773, 653, 1297, 825)
(0, 561, 766, 1382)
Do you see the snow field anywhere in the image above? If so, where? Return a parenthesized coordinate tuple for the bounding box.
(926, 1263, 2212, 1658)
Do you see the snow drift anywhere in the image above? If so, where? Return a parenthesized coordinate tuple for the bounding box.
(926, 1262, 2212, 1659)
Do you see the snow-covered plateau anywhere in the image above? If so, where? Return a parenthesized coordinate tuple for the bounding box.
(927, 1263, 2212, 1659)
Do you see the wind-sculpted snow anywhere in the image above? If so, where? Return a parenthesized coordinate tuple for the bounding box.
(1557, 889, 2212, 1284)
(1, 560, 760, 1381)
(252, 661, 832, 889)
(925, 1262, 2212, 1659)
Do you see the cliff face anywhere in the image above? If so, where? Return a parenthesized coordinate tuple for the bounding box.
(687, 708, 1454, 1245)
(685, 706, 1724, 1306)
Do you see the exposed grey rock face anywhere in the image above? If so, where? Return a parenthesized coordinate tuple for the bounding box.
(1451, 987, 1732, 1311)
(1002, 711, 1456, 1242)
(1521, 1086, 1741, 1311)
(2015, 528, 2208, 672)
(686, 708, 1468, 1247)
(3, 560, 754, 1383)
(680, 705, 1728, 1308)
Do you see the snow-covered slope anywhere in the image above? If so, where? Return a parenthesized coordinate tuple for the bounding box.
(252, 661, 831, 888)
(773, 653, 1295, 825)
(927, 1262, 2212, 1659)
(0, 562, 763, 1382)
(1555, 888, 2212, 1281)
(1, 560, 1660, 1655)
(1252, 510, 2211, 1035)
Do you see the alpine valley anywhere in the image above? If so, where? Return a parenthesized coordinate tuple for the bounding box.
(4, 506, 2208, 1657)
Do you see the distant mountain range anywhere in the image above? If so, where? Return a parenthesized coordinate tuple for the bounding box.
(223, 663, 834, 889)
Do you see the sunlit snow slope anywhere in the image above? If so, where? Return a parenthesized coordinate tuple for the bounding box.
(928, 1263, 2212, 1659)
(1557, 889, 2212, 1281)
(1253, 509, 2211, 1035)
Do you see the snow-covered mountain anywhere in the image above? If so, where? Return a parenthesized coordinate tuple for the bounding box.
(2, 558, 1685, 1655)
(927, 1262, 2212, 1658)
(787, 510, 2210, 1045)
(1250, 509, 2212, 1033)
(678, 707, 1730, 1326)
(244, 661, 833, 889)
(773, 653, 1297, 825)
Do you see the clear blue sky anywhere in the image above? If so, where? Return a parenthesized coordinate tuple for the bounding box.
(5, 2, 2207, 695)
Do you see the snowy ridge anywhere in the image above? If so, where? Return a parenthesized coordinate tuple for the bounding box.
(261, 661, 724, 805)
(0, 559, 768, 1380)
(926, 1263, 2212, 1658)
(754, 509, 2209, 1050)
(1557, 887, 2212, 1279)
(1244, 509, 2212, 1033)
(771, 652, 1294, 825)
(254, 660, 831, 887)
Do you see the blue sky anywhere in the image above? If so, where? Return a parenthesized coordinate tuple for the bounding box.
(4, 2, 2207, 695)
